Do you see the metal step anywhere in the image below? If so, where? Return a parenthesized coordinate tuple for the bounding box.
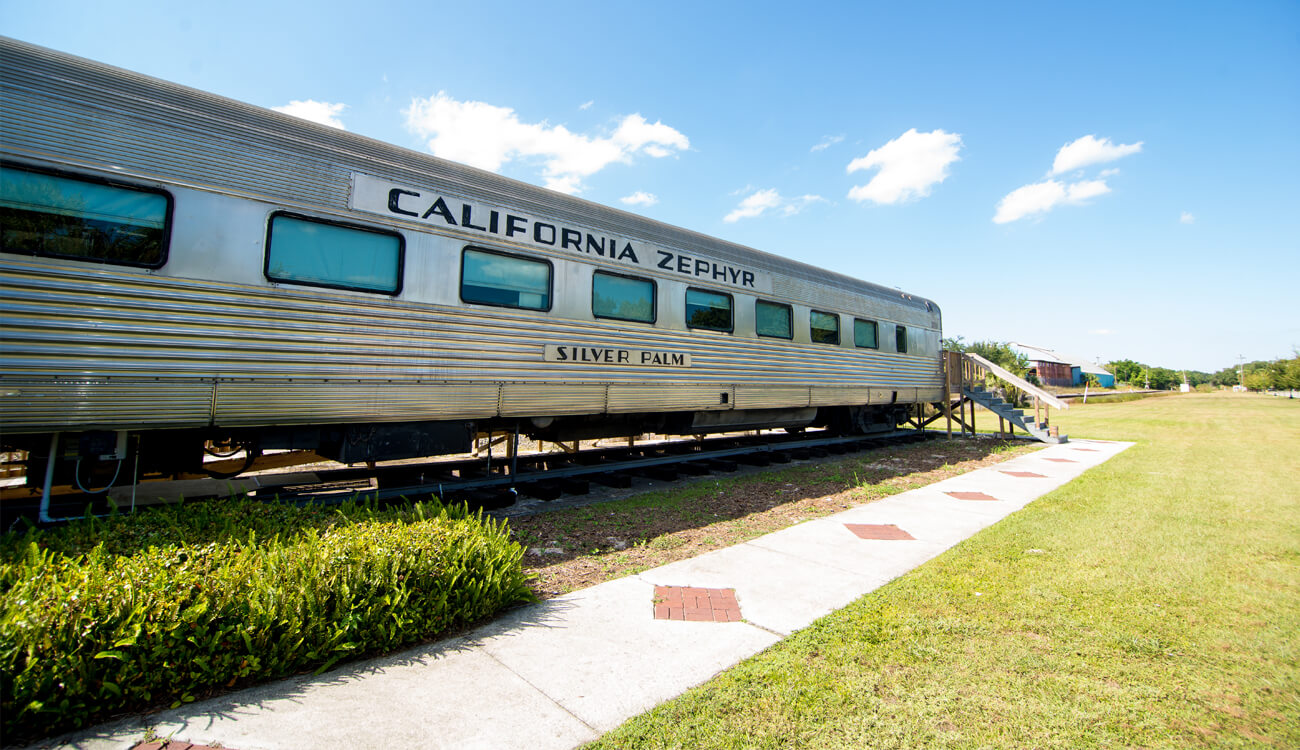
(962, 387, 1069, 444)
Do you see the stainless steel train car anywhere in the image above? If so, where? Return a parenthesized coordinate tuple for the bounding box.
(0, 37, 944, 489)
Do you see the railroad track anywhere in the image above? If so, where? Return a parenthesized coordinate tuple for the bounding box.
(254, 428, 939, 509)
(2, 429, 940, 526)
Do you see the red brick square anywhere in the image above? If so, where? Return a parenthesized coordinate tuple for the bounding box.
(1044, 458, 1077, 463)
(654, 586, 741, 622)
(1000, 470, 1047, 478)
(1073, 448, 1100, 452)
(946, 491, 1000, 501)
(844, 523, 915, 540)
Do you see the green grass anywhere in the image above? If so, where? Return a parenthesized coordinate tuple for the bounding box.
(587, 393, 1300, 748)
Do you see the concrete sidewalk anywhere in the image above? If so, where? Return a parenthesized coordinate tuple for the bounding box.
(43, 439, 1132, 750)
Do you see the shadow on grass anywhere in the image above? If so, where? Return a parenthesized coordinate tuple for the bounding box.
(509, 436, 1028, 574)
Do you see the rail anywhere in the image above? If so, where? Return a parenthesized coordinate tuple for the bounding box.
(941, 351, 1069, 441)
(961, 352, 1070, 411)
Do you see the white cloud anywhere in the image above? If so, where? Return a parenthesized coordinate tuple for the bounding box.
(404, 93, 689, 194)
(1051, 135, 1143, 175)
(1089, 329, 1115, 335)
(1180, 211, 1196, 224)
(811, 134, 845, 153)
(846, 128, 962, 204)
(724, 188, 825, 223)
(782, 194, 827, 216)
(994, 133, 1142, 223)
(993, 178, 1112, 224)
(621, 191, 658, 207)
(273, 100, 347, 130)
(579, 100, 594, 110)
(724, 188, 782, 222)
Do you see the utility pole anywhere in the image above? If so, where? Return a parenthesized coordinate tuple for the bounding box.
(1237, 355, 1246, 390)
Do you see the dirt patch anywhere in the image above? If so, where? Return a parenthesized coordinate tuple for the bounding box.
(507, 436, 1041, 599)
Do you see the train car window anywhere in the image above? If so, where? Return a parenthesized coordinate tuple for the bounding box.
(0, 163, 171, 268)
(755, 300, 793, 339)
(685, 287, 733, 332)
(896, 324, 909, 353)
(461, 247, 552, 310)
(265, 212, 403, 294)
(854, 318, 879, 349)
(810, 310, 840, 345)
(593, 270, 655, 323)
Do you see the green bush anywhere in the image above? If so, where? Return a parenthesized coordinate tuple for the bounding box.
(0, 498, 534, 740)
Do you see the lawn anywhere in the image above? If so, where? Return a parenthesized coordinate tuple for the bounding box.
(586, 392, 1300, 748)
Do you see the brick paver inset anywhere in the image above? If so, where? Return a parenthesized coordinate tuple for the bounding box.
(1000, 470, 1047, 478)
(844, 523, 915, 540)
(1043, 458, 1078, 463)
(131, 738, 231, 743)
(654, 585, 741, 623)
(946, 491, 1000, 501)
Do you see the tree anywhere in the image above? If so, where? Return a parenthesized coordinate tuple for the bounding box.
(1147, 367, 1180, 390)
(965, 341, 1030, 377)
(1210, 366, 1239, 387)
(1107, 359, 1144, 385)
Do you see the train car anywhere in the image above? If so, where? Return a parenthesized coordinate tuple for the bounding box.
(0, 36, 943, 491)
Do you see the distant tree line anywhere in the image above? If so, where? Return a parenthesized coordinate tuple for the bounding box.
(1107, 354, 1300, 391)
(941, 338, 1037, 406)
(942, 338, 1032, 380)
(943, 339, 1300, 393)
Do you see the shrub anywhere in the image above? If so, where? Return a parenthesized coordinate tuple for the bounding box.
(0, 498, 534, 740)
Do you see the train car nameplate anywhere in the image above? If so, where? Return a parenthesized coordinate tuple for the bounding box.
(545, 345, 691, 367)
(350, 173, 769, 292)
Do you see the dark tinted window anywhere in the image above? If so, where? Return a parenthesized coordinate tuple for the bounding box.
(854, 318, 879, 349)
(685, 288, 732, 332)
(896, 324, 908, 353)
(593, 271, 655, 323)
(811, 310, 840, 345)
(0, 164, 170, 267)
(755, 300, 793, 339)
(461, 247, 552, 310)
(266, 212, 403, 294)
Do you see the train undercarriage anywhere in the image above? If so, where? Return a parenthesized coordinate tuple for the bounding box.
(4, 403, 914, 494)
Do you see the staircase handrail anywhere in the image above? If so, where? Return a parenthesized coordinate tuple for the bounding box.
(964, 352, 1070, 410)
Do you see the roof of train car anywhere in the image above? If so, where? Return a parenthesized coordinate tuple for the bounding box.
(0, 36, 939, 317)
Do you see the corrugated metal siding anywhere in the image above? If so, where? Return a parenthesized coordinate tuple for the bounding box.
(607, 385, 733, 414)
(1034, 361, 1074, 388)
(0, 259, 943, 432)
(735, 385, 810, 409)
(214, 381, 501, 426)
(499, 384, 607, 417)
(0, 377, 212, 430)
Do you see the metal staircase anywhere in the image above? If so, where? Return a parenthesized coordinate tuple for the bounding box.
(942, 352, 1069, 444)
(964, 384, 1067, 443)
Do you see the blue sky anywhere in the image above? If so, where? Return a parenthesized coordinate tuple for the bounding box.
(5, 0, 1297, 372)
